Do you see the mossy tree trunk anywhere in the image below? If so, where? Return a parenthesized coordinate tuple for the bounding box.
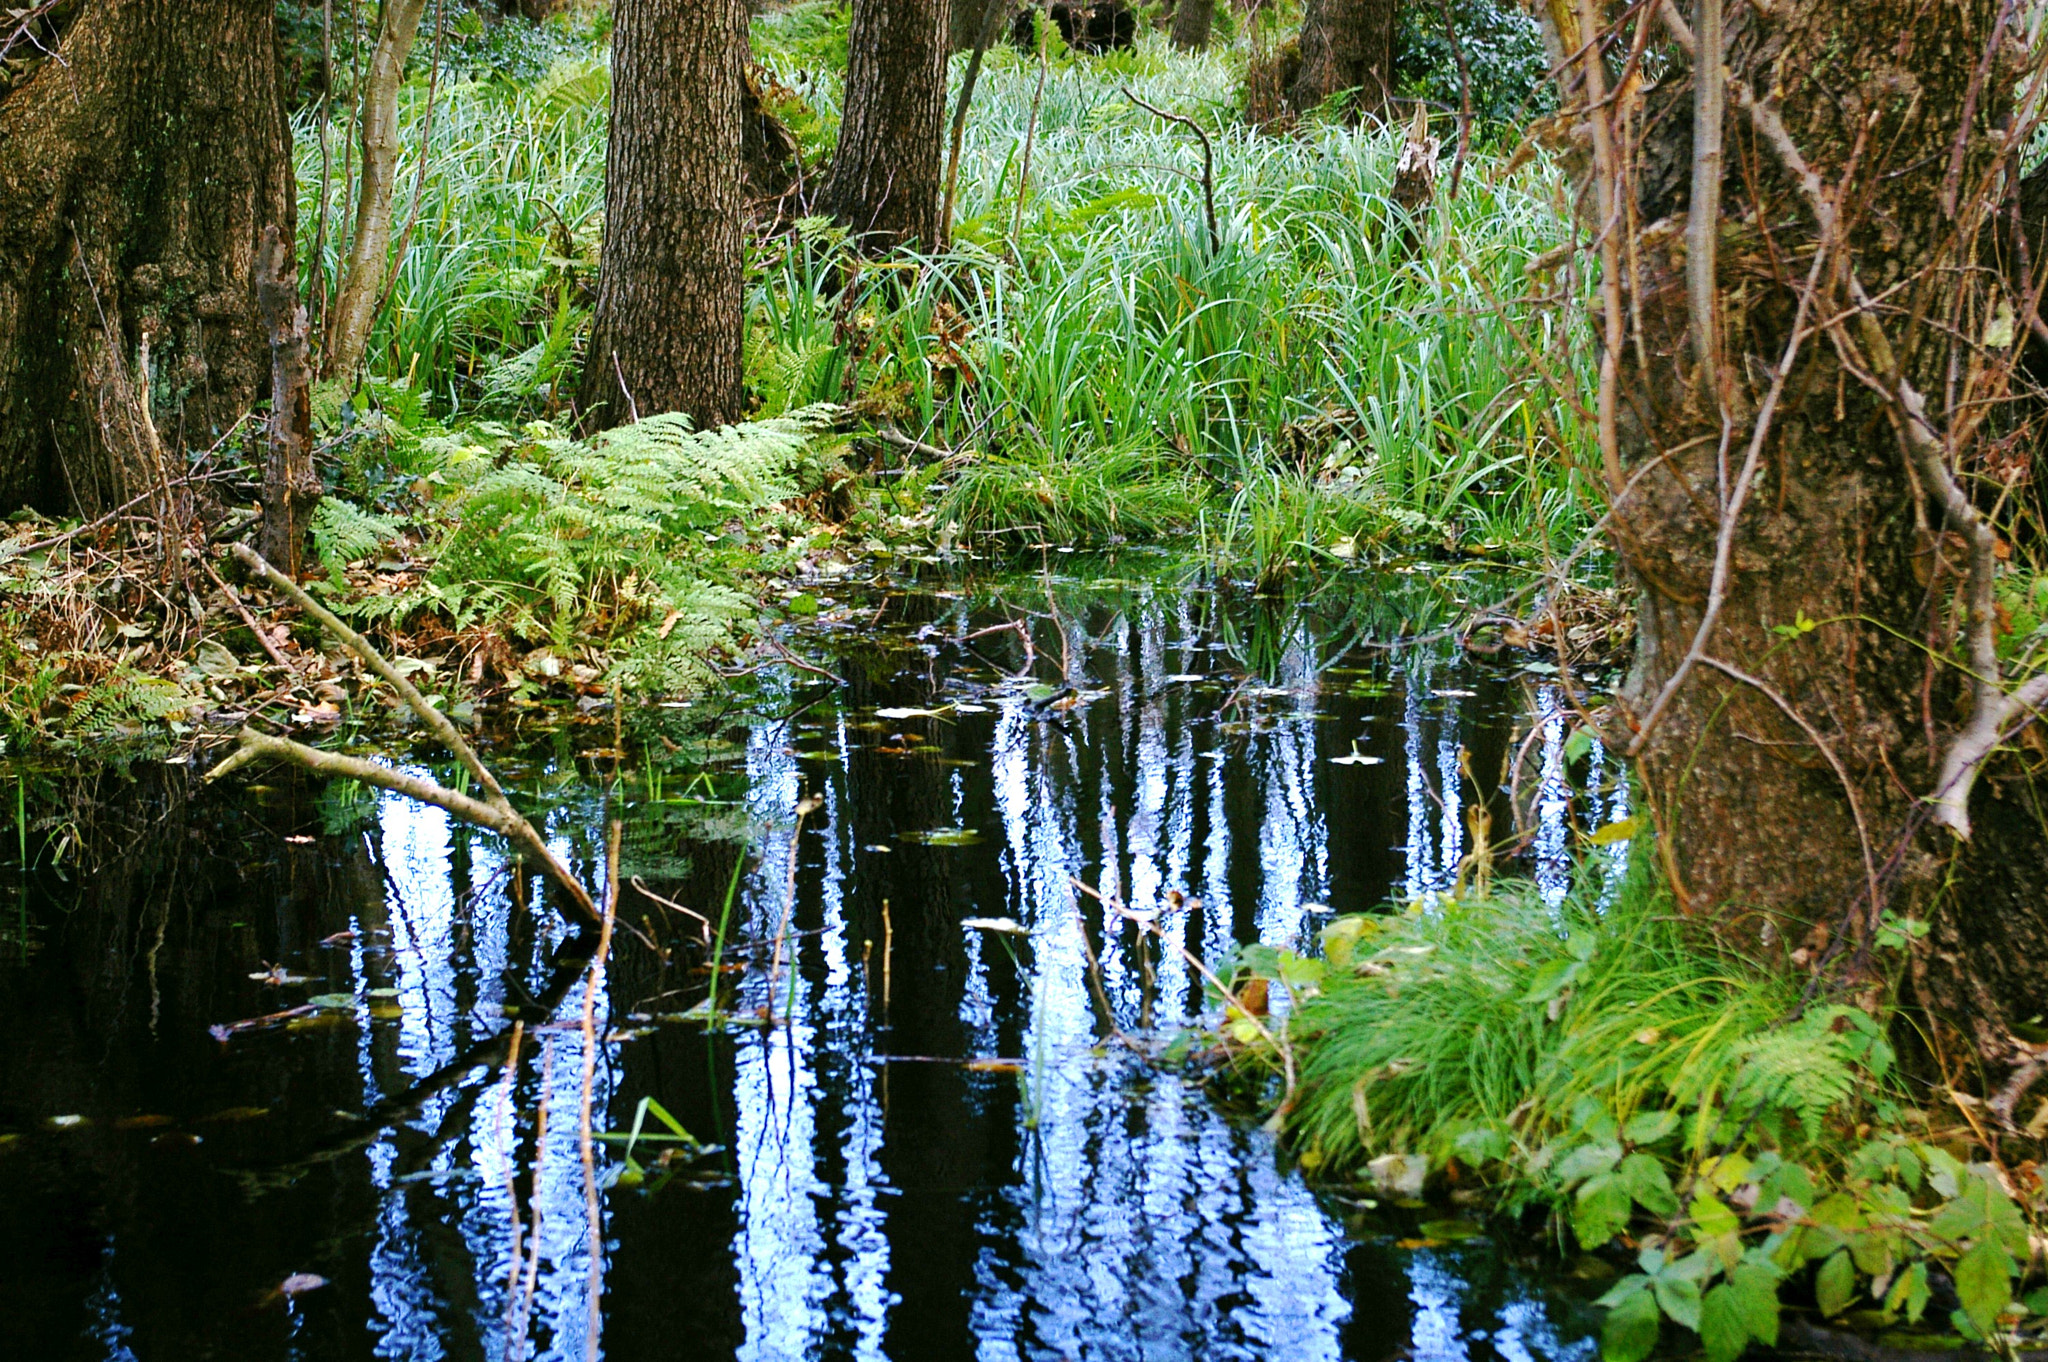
(1171, 0, 1215, 52)
(577, 0, 745, 431)
(0, 0, 295, 516)
(1562, 0, 2048, 1086)
(820, 0, 950, 249)
(1287, 0, 1399, 120)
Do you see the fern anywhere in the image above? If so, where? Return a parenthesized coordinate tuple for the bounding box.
(344, 404, 845, 687)
(311, 497, 404, 586)
(67, 670, 195, 741)
(1728, 1008, 1869, 1143)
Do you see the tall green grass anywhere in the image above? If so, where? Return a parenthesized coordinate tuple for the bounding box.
(297, 7, 1596, 572)
(1282, 863, 1905, 1198)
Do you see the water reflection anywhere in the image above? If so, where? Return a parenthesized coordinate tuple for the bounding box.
(0, 574, 1617, 1362)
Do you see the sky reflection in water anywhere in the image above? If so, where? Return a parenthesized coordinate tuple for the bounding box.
(13, 582, 1622, 1362)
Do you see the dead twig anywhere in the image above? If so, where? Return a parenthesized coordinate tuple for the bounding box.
(1121, 86, 1220, 255)
(205, 544, 602, 924)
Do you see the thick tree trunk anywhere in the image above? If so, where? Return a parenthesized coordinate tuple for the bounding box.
(577, 0, 745, 431)
(323, 0, 431, 380)
(1287, 0, 1398, 120)
(820, 0, 950, 249)
(0, 0, 295, 516)
(1589, 0, 2045, 1077)
(1171, 0, 1215, 51)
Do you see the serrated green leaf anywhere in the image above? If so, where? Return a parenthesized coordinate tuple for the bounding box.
(1602, 1283, 1663, 1362)
(1576, 1172, 1635, 1249)
(1596, 1273, 1654, 1310)
(1886, 1260, 1931, 1324)
(1691, 1192, 1740, 1237)
(1621, 1152, 1679, 1217)
(1953, 1240, 2014, 1336)
(1700, 1284, 1750, 1362)
(1624, 1109, 1680, 1145)
(1655, 1275, 1703, 1332)
(1729, 1262, 1781, 1345)
(1815, 1250, 1856, 1319)
(1556, 1142, 1623, 1186)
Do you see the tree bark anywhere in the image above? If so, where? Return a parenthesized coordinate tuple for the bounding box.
(255, 226, 320, 577)
(323, 0, 431, 381)
(1171, 0, 1214, 51)
(0, 0, 295, 516)
(1287, 0, 1399, 121)
(577, 0, 745, 431)
(820, 0, 950, 250)
(1572, 0, 2046, 1076)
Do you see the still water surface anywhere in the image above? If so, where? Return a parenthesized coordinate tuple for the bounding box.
(0, 565, 1623, 1360)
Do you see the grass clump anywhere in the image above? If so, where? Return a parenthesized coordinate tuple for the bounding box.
(1250, 869, 2048, 1362)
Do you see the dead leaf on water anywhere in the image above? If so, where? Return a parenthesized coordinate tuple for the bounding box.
(113, 1114, 175, 1130)
(201, 1106, 271, 1123)
(901, 827, 983, 846)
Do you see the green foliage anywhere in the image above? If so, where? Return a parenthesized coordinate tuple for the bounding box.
(1395, 0, 1551, 125)
(1277, 865, 2046, 1361)
(64, 670, 197, 744)
(326, 405, 845, 693)
(311, 497, 405, 586)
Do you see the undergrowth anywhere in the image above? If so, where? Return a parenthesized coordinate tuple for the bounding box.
(1225, 866, 2048, 1362)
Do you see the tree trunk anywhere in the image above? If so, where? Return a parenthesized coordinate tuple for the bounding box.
(1287, 0, 1398, 121)
(323, 0, 431, 381)
(1171, 0, 1214, 51)
(1574, 0, 2046, 1079)
(255, 226, 320, 577)
(820, 0, 950, 249)
(577, 0, 745, 431)
(0, 0, 295, 517)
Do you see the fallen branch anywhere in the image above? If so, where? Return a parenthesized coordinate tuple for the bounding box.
(206, 544, 601, 924)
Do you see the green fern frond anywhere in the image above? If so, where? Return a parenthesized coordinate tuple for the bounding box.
(311, 497, 404, 586)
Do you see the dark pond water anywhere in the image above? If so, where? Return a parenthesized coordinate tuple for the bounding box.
(0, 560, 1630, 1361)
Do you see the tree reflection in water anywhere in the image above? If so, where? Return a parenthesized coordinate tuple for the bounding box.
(0, 577, 1617, 1361)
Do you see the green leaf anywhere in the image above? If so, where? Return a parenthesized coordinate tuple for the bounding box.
(1886, 1260, 1931, 1325)
(1602, 1283, 1664, 1362)
(1700, 1285, 1750, 1362)
(1729, 1262, 1782, 1346)
(1655, 1275, 1704, 1332)
(1576, 1172, 1635, 1249)
(1596, 1274, 1653, 1310)
(1453, 1126, 1508, 1165)
(1624, 1109, 1680, 1146)
(1621, 1153, 1680, 1216)
(1953, 1240, 2014, 1336)
(1691, 1192, 1740, 1238)
(1815, 1250, 1856, 1319)
(1556, 1142, 1623, 1186)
